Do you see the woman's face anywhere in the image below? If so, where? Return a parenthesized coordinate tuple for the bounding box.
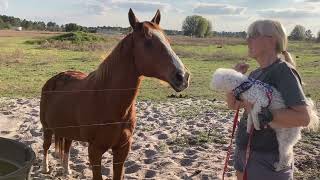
(247, 34, 276, 59)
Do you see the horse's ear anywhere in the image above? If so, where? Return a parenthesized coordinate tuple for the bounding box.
(151, 9, 161, 25)
(128, 8, 139, 29)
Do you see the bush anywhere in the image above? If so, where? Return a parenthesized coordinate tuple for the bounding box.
(182, 15, 212, 38)
(24, 32, 110, 51)
(49, 31, 104, 43)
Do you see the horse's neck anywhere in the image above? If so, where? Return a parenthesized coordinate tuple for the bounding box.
(91, 34, 142, 96)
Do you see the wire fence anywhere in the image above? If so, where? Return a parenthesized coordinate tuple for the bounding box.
(8, 86, 237, 179)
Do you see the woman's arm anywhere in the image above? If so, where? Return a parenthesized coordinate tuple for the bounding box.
(269, 105, 310, 128)
(226, 92, 242, 110)
(267, 63, 310, 128)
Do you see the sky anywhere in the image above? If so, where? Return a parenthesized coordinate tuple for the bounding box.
(1, 0, 320, 34)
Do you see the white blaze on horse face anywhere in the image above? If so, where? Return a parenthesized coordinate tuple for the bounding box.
(151, 30, 185, 73)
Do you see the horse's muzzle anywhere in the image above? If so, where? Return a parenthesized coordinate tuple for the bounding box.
(170, 70, 190, 92)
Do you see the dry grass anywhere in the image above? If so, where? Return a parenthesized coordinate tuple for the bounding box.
(169, 35, 247, 46)
(175, 48, 248, 61)
(0, 49, 25, 64)
(0, 30, 63, 38)
(38, 40, 117, 52)
(32, 33, 121, 52)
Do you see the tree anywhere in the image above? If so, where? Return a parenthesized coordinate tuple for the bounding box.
(21, 19, 32, 30)
(195, 17, 208, 38)
(289, 25, 306, 41)
(65, 23, 81, 32)
(182, 15, 201, 36)
(32, 21, 46, 30)
(0, 17, 7, 29)
(47, 21, 60, 31)
(305, 29, 314, 41)
(317, 31, 320, 42)
(205, 21, 212, 37)
(182, 15, 212, 38)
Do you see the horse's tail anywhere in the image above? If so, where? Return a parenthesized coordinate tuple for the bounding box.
(40, 72, 63, 128)
(305, 98, 319, 132)
(54, 135, 65, 160)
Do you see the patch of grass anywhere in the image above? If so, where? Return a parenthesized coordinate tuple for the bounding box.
(170, 35, 247, 46)
(173, 44, 248, 61)
(139, 124, 156, 132)
(156, 142, 168, 153)
(50, 31, 105, 43)
(167, 129, 227, 148)
(0, 49, 25, 64)
(25, 32, 118, 51)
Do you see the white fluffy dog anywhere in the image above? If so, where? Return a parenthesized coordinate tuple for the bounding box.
(211, 68, 319, 171)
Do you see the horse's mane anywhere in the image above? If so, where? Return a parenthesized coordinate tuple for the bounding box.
(87, 33, 133, 83)
(87, 22, 169, 83)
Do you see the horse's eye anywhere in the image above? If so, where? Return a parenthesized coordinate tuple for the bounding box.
(144, 39, 152, 48)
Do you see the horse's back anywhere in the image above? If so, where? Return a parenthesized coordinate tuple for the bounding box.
(42, 71, 87, 92)
(40, 71, 88, 128)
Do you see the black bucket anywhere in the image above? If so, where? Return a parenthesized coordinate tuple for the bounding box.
(0, 137, 35, 180)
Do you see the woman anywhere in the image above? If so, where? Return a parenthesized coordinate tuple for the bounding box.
(227, 20, 311, 180)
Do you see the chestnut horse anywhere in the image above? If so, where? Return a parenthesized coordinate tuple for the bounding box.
(40, 9, 190, 180)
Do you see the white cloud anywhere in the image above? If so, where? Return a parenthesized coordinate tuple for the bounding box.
(83, 0, 171, 15)
(257, 8, 320, 19)
(0, 0, 8, 12)
(304, 0, 320, 2)
(113, 0, 171, 12)
(193, 3, 246, 15)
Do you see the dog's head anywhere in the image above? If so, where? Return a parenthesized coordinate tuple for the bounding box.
(211, 68, 247, 92)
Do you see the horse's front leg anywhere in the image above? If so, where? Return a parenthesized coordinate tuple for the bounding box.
(112, 138, 132, 180)
(88, 143, 105, 180)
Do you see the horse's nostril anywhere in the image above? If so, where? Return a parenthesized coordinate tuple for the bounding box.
(176, 72, 184, 82)
(185, 72, 190, 81)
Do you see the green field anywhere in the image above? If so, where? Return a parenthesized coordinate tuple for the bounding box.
(0, 31, 319, 103)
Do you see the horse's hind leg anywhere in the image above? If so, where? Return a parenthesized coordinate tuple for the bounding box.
(63, 139, 72, 174)
(42, 129, 53, 173)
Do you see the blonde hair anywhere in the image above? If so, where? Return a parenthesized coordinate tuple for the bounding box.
(247, 20, 296, 67)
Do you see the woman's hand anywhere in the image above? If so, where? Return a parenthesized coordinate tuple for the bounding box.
(234, 62, 249, 74)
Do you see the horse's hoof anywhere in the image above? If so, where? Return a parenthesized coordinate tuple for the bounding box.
(42, 167, 50, 174)
(42, 162, 50, 174)
(64, 169, 72, 175)
(63, 167, 72, 175)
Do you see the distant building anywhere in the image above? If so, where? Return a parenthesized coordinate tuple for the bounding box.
(16, 27, 22, 31)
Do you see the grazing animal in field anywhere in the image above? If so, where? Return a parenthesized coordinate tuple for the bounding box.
(212, 68, 319, 171)
(40, 9, 190, 180)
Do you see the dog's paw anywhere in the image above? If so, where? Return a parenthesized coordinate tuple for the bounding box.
(274, 161, 291, 171)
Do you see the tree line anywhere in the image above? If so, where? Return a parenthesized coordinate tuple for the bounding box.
(289, 25, 320, 42)
(1, 14, 320, 42)
(0, 15, 98, 32)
